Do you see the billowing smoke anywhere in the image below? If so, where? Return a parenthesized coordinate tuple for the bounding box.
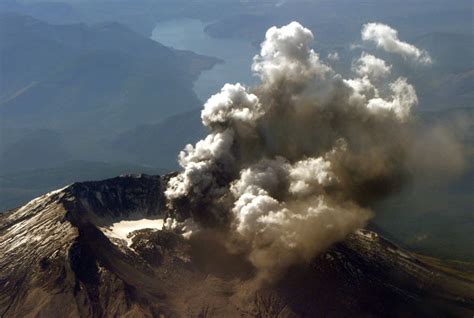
(164, 22, 453, 280)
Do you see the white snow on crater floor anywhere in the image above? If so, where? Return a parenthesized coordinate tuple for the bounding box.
(101, 218, 164, 247)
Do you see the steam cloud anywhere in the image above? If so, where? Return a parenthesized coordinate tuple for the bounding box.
(164, 22, 444, 280)
(361, 22, 432, 64)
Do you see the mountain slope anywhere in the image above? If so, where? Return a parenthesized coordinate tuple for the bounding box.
(1, 174, 473, 317)
(110, 109, 206, 169)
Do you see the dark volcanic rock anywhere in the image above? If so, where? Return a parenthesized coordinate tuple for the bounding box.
(62, 174, 165, 223)
(0, 174, 473, 317)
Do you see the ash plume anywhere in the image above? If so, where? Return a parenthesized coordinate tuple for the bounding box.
(164, 22, 461, 280)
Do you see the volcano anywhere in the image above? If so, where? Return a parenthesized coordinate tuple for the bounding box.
(0, 174, 473, 317)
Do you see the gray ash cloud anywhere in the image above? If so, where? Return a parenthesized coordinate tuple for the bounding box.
(164, 22, 464, 281)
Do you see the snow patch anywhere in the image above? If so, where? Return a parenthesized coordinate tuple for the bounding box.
(101, 219, 164, 247)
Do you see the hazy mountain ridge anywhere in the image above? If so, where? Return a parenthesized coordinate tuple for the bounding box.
(0, 13, 219, 183)
(0, 13, 218, 128)
(110, 109, 206, 169)
(0, 0, 250, 37)
(203, 0, 472, 41)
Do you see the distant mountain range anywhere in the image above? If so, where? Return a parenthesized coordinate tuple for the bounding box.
(0, 14, 218, 166)
(0, 0, 247, 37)
(0, 13, 218, 132)
(0, 13, 219, 209)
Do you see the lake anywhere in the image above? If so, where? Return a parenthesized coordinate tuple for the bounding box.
(151, 18, 258, 102)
